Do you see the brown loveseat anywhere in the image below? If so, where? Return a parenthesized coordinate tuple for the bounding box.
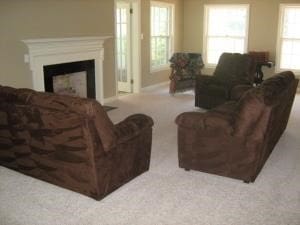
(0, 86, 153, 200)
(176, 71, 298, 183)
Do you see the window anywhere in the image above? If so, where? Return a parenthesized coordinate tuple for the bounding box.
(203, 5, 249, 66)
(150, 1, 173, 71)
(277, 4, 300, 73)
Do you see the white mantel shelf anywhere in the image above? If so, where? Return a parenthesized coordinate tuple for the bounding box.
(23, 36, 112, 103)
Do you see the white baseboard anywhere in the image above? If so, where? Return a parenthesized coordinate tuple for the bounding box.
(141, 81, 169, 91)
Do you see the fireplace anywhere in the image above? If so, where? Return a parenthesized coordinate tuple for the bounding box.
(22, 36, 111, 103)
(43, 60, 95, 98)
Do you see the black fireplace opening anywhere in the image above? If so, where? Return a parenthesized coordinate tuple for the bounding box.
(43, 60, 95, 99)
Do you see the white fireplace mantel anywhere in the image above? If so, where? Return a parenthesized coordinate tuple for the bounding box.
(22, 36, 111, 103)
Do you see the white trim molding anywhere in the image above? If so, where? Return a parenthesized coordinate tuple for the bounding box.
(22, 36, 111, 104)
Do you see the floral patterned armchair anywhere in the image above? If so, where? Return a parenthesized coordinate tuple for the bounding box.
(169, 53, 204, 94)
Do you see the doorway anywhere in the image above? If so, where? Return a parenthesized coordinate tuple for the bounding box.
(115, 0, 141, 95)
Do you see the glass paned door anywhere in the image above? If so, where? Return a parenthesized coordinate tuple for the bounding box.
(116, 1, 132, 93)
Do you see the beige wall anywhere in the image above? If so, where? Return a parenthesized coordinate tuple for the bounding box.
(141, 0, 183, 87)
(0, 0, 116, 98)
(1, 0, 298, 97)
(183, 0, 300, 77)
(0, 0, 183, 98)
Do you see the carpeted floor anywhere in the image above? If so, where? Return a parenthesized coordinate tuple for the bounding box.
(0, 84, 299, 225)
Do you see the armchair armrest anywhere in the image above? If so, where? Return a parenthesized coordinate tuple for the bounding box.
(114, 114, 154, 144)
(175, 111, 234, 135)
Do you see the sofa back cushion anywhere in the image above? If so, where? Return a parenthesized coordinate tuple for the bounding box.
(234, 71, 297, 139)
(28, 92, 116, 151)
(258, 71, 298, 148)
(258, 71, 296, 105)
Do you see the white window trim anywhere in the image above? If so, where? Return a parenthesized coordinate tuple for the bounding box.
(276, 4, 300, 75)
(150, 1, 174, 73)
(203, 4, 250, 68)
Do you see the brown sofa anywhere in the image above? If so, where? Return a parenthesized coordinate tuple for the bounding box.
(0, 86, 153, 200)
(176, 71, 298, 182)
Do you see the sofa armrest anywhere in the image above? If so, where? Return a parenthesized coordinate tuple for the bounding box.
(175, 111, 233, 135)
(114, 114, 154, 143)
(230, 84, 253, 101)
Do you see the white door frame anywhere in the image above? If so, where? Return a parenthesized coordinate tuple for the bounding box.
(114, 0, 141, 95)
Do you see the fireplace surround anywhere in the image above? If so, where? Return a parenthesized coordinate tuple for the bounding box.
(23, 36, 111, 103)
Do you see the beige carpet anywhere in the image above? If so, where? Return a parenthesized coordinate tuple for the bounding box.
(1, 84, 300, 225)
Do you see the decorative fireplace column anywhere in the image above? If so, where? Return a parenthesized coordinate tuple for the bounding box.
(22, 36, 111, 103)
